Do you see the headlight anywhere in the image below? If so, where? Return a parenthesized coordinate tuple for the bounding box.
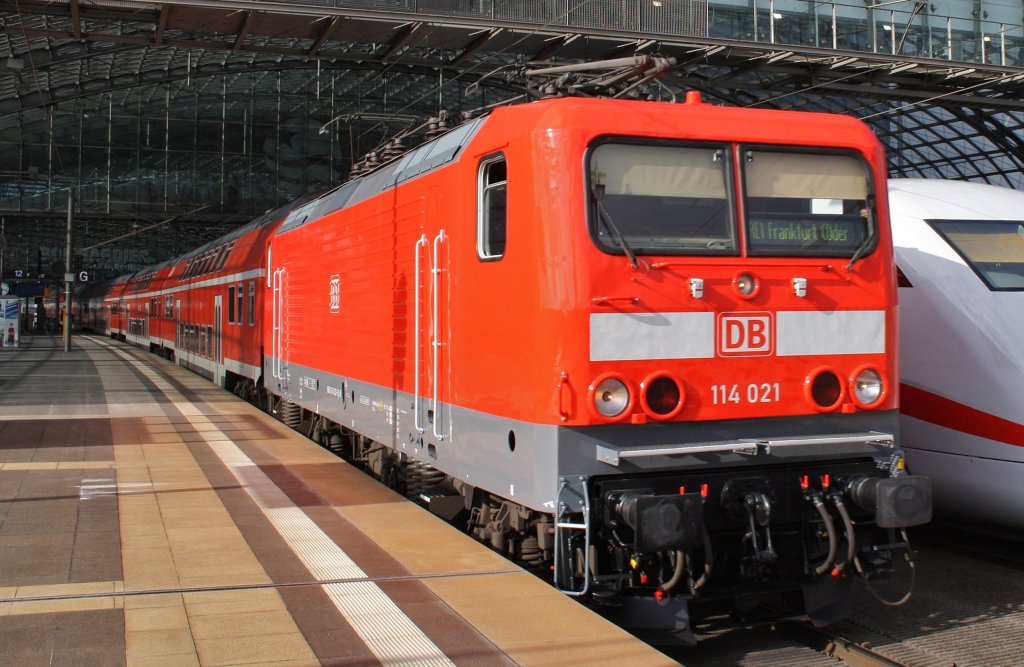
(733, 272, 759, 299)
(590, 375, 632, 420)
(851, 367, 884, 407)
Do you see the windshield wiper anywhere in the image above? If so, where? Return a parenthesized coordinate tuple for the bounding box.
(592, 184, 639, 270)
(846, 197, 876, 272)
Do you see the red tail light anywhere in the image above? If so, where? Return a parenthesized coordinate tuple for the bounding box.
(640, 372, 685, 420)
(805, 367, 844, 412)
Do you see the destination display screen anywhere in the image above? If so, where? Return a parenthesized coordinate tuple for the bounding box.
(747, 210, 867, 255)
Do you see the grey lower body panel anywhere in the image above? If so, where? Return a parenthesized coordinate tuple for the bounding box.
(267, 359, 899, 513)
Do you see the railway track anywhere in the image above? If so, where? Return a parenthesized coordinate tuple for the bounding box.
(778, 621, 953, 667)
(660, 617, 958, 667)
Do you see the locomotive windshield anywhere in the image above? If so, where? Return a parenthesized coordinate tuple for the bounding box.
(588, 142, 875, 259)
(743, 150, 872, 257)
(589, 142, 737, 256)
(928, 219, 1024, 290)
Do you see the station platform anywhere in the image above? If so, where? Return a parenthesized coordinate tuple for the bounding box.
(0, 335, 674, 667)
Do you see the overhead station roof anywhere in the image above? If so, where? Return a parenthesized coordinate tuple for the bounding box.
(2, 0, 1024, 278)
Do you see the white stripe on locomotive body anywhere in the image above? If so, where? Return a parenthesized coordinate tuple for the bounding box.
(590, 310, 884, 361)
(776, 311, 885, 356)
(590, 312, 715, 361)
(102, 267, 265, 305)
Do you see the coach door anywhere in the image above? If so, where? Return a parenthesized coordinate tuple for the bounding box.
(214, 294, 223, 386)
(414, 229, 450, 442)
(175, 299, 184, 367)
(271, 267, 289, 390)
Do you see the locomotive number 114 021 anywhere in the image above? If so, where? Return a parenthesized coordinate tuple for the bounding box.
(711, 382, 781, 405)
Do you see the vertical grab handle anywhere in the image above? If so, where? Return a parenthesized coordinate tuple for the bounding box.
(273, 268, 285, 381)
(558, 372, 571, 422)
(271, 269, 280, 379)
(269, 272, 274, 378)
(414, 234, 428, 434)
(432, 229, 447, 441)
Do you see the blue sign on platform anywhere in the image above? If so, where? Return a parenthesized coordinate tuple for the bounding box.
(10, 282, 43, 297)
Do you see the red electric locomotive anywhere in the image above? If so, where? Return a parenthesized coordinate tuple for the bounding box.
(96, 61, 932, 640)
(262, 89, 931, 635)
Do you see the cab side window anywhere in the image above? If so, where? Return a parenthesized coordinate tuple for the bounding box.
(478, 154, 507, 260)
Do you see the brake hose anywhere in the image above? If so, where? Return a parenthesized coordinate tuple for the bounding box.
(810, 494, 838, 576)
(830, 493, 857, 574)
(661, 526, 715, 596)
(692, 527, 713, 591)
(659, 550, 686, 593)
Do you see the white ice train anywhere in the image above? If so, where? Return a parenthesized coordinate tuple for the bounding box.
(889, 178, 1024, 531)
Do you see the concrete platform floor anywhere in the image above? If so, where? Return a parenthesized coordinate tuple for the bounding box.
(0, 335, 675, 666)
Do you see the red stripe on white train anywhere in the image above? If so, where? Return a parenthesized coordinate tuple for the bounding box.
(900, 383, 1024, 447)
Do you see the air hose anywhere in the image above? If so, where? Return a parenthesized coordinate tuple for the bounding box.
(830, 493, 857, 574)
(810, 493, 838, 576)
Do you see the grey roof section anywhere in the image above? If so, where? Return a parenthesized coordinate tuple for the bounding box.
(276, 114, 484, 234)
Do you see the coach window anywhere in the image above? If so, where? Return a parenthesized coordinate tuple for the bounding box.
(248, 281, 256, 325)
(218, 242, 235, 272)
(743, 149, 873, 258)
(198, 252, 212, 276)
(236, 283, 244, 325)
(228, 286, 235, 324)
(477, 154, 507, 260)
(588, 141, 735, 256)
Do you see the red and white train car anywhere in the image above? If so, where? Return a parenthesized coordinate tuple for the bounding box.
(261, 93, 931, 636)
(104, 273, 131, 340)
(104, 204, 297, 392)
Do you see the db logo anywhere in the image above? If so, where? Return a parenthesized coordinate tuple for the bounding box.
(717, 313, 774, 357)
